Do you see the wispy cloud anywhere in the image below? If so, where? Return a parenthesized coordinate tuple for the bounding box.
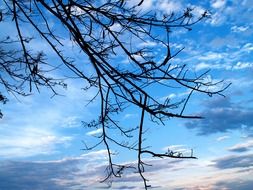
(231, 25, 250, 33)
(233, 62, 253, 70)
(123, 113, 138, 119)
(212, 153, 253, 169)
(61, 116, 82, 128)
(159, 93, 177, 101)
(216, 135, 230, 142)
(185, 97, 253, 135)
(138, 41, 157, 47)
(0, 126, 73, 158)
(86, 128, 103, 136)
(228, 140, 253, 153)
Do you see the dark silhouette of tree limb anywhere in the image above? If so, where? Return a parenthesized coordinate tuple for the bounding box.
(1, 1, 231, 189)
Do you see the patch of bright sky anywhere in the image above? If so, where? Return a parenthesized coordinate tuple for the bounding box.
(1, 0, 253, 189)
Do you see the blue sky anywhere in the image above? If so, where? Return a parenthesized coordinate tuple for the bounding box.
(1, 0, 253, 189)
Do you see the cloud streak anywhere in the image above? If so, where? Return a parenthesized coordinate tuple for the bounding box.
(212, 153, 253, 169)
(86, 128, 103, 136)
(185, 97, 253, 135)
(228, 140, 253, 153)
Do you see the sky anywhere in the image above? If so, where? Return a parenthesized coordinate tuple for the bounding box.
(1, 0, 253, 189)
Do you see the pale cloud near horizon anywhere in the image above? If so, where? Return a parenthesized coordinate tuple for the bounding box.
(1, 150, 252, 189)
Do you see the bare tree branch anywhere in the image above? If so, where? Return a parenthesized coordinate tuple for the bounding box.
(0, 1, 230, 189)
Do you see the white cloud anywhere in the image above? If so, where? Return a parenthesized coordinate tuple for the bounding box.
(138, 41, 157, 47)
(158, 0, 182, 13)
(216, 135, 230, 142)
(242, 43, 253, 52)
(185, 41, 253, 71)
(211, 0, 226, 9)
(195, 62, 211, 71)
(231, 25, 249, 33)
(81, 149, 108, 161)
(198, 52, 223, 61)
(159, 93, 176, 101)
(190, 5, 206, 17)
(123, 113, 138, 119)
(227, 77, 253, 88)
(69, 5, 84, 16)
(208, 12, 226, 26)
(138, 0, 153, 10)
(109, 23, 122, 32)
(0, 127, 73, 158)
(86, 128, 103, 136)
(233, 62, 253, 70)
(162, 144, 185, 151)
(160, 90, 193, 102)
(194, 62, 232, 71)
(167, 93, 177, 99)
(62, 116, 81, 128)
(170, 43, 184, 49)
